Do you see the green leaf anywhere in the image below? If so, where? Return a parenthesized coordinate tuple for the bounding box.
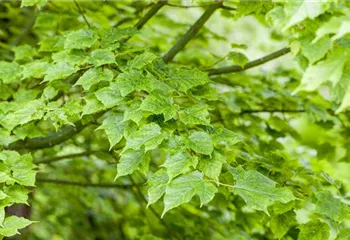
(115, 149, 149, 179)
(298, 220, 330, 240)
(82, 95, 104, 116)
(299, 37, 332, 64)
(188, 131, 214, 155)
(314, 16, 350, 43)
(0, 208, 4, 227)
(89, 49, 115, 67)
(283, 1, 330, 30)
(64, 29, 98, 49)
(95, 83, 123, 109)
(21, 0, 47, 7)
(128, 52, 158, 70)
(147, 169, 169, 207)
(167, 68, 211, 93)
(96, 112, 126, 149)
(116, 70, 162, 96)
(211, 127, 242, 147)
(44, 61, 78, 82)
(39, 36, 64, 52)
(100, 27, 139, 49)
(337, 84, 350, 113)
(163, 151, 198, 181)
(270, 211, 297, 239)
(0, 100, 44, 131)
(125, 123, 163, 151)
(198, 151, 226, 181)
(22, 61, 50, 79)
(230, 167, 296, 214)
(123, 101, 144, 124)
(231, 43, 248, 50)
(52, 49, 86, 66)
(162, 171, 217, 217)
(179, 105, 210, 126)
(139, 94, 178, 121)
(3, 185, 30, 204)
(0, 62, 20, 84)
(315, 191, 348, 222)
(336, 229, 350, 240)
(296, 49, 347, 92)
(75, 67, 114, 91)
(13, 45, 35, 61)
(228, 52, 248, 67)
(0, 216, 33, 237)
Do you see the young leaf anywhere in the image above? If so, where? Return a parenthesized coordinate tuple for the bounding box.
(228, 52, 248, 67)
(198, 151, 226, 181)
(82, 95, 104, 116)
(188, 131, 214, 155)
(128, 52, 158, 70)
(147, 169, 169, 207)
(0, 62, 20, 84)
(283, 1, 330, 30)
(22, 61, 50, 79)
(139, 94, 178, 121)
(64, 29, 98, 49)
(89, 49, 115, 67)
(0, 216, 33, 237)
(75, 68, 114, 91)
(162, 171, 217, 217)
(96, 112, 126, 149)
(116, 70, 161, 96)
(166, 68, 211, 93)
(115, 149, 149, 179)
(295, 49, 346, 92)
(179, 105, 210, 126)
(270, 211, 297, 239)
(313, 16, 350, 43)
(163, 151, 198, 181)
(299, 37, 332, 64)
(43, 61, 78, 82)
(95, 83, 123, 109)
(125, 123, 163, 151)
(315, 190, 348, 222)
(230, 167, 296, 214)
(298, 220, 330, 240)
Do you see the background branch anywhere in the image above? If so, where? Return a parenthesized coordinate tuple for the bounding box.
(36, 177, 144, 189)
(162, 2, 222, 63)
(207, 47, 291, 76)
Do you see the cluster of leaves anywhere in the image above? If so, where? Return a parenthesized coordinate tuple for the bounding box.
(0, 0, 350, 239)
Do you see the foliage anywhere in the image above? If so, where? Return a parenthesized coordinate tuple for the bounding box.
(0, 0, 350, 239)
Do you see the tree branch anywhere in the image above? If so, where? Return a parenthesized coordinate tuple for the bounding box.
(162, 2, 222, 63)
(207, 47, 291, 76)
(134, 0, 168, 30)
(36, 177, 144, 189)
(7, 121, 86, 150)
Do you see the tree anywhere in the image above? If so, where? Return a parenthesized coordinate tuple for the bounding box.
(0, 0, 349, 239)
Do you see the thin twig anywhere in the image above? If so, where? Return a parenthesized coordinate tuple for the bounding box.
(128, 175, 180, 239)
(207, 47, 291, 76)
(12, 9, 37, 46)
(36, 178, 144, 189)
(162, 2, 222, 63)
(165, 2, 236, 10)
(35, 151, 97, 164)
(73, 0, 91, 28)
(240, 109, 305, 114)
